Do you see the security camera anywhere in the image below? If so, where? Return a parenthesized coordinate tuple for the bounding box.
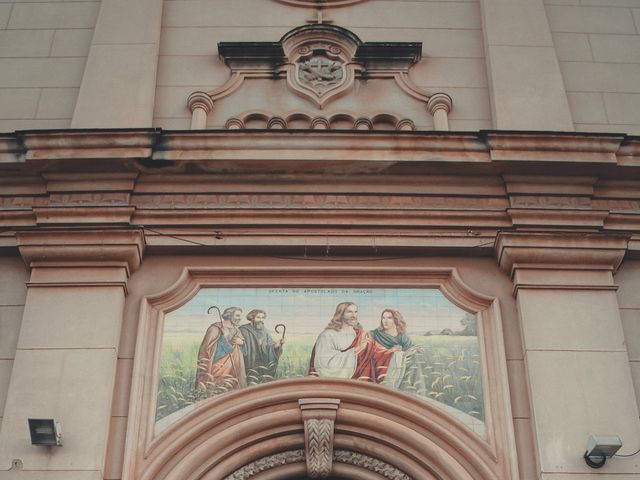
(584, 435, 622, 468)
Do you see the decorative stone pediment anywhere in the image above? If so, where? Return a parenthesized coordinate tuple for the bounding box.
(187, 23, 453, 129)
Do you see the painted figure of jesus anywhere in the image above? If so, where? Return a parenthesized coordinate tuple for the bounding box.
(309, 302, 399, 382)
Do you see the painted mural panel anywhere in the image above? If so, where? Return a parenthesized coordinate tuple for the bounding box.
(156, 288, 485, 435)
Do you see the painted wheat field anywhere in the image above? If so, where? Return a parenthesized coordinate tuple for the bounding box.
(157, 331, 485, 426)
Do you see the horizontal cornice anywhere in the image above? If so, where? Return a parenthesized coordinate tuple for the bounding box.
(0, 129, 638, 172)
(1, 129, 640, 258)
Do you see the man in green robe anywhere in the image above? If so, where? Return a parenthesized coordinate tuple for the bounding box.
(239, 309, 284, 382)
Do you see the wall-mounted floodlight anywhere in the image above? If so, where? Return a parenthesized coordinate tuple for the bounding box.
(28, 419, 63, 446)
(584, 435, 622, 468)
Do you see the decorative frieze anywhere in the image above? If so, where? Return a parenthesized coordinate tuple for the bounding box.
(225, 450, 305, 480)
(333, 450, 411, 480)
(224, 112, 418, 130)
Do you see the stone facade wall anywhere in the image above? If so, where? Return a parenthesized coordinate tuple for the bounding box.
(154, 0, 491, 130)
(0, 258, 27, 431)
(616, 260, 640, 414)
(0, 0, 99, 131)
(545, 0, 640, 134)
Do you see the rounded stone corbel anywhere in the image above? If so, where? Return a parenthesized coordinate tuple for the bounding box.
(311, 117, 330, 130)
(396, 119, 415, 131)
(225, 118, 245, 130)
(354, 118, 373, 130)
(426, 93, 453, 131)
(187, 92, 214, 130)
(267, 116, 287, 129)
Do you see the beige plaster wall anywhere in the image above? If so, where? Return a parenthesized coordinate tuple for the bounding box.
(102, 254, 534, 479)
(0, 256, 28, 431)
(0, 0, 100, 132)
(154, 0, 491, 130)
(545, 0, 640, 134)
(616, 259, 640, 415)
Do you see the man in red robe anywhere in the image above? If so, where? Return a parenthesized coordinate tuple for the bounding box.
(309, 302, 399, 382)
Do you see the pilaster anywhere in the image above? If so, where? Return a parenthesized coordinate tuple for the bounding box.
(71, 0, 164, 128)
(496, 232, 640, 477)
(480, 0, 574, 130)
(0, 229, 144, 476)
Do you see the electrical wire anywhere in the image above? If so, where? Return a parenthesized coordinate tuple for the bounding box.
(614, 447, 640, 458)
(141, 226, 497, 259)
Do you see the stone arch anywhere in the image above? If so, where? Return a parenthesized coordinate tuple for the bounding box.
(122, 266, 518, 480)
(135, 380, 498, 480)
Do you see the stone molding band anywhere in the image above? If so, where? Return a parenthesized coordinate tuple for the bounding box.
(224, 449, 409, 480)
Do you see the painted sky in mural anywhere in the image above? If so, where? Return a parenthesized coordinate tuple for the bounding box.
(157, 288, 485, 436)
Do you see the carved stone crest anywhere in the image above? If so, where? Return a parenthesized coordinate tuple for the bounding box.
(282, 25, 361, 108)
(298, 50, 344, 94)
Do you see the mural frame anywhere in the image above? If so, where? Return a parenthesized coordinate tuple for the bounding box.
(122, 266, 519, 480)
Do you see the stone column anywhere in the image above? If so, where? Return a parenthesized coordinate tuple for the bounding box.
(496, 232, 640, 478)
(426, 94, 452, 131)
(0, 229, 144, 478)
(71, 0, 164, 127)
(187, 92, 215, 130)
(480, 0, 574, 130)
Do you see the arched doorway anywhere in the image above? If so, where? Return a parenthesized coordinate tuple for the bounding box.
(122, 266, 519, 479)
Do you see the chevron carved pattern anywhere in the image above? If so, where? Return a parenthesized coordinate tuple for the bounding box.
(306, 418, 333, 477)
(299, 398, 340, 478)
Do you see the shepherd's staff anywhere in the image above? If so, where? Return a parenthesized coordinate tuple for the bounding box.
(207, 305, 239, 379)
(275, 323, 286, 343)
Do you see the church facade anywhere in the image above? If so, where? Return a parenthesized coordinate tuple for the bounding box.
(0, 1, 639, 479)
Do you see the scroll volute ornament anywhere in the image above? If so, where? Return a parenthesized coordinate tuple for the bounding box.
(299, 398, 341, 478)
(282, 25, 361, 109)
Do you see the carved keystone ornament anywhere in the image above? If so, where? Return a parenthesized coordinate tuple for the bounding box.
(299, 398, 340, 477)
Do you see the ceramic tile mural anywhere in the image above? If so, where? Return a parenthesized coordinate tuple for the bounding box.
(156, 288, 485, 435)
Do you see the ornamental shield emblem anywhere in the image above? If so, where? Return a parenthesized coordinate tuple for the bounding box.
(286, 43, 356, 109)
(282, 24, 361, 109)
(297, 51, 345, 95)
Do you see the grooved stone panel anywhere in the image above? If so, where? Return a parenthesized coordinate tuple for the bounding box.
(0, 57, 86, 87)
(0, 5, 10, 29)
(51, 29, 94, 57)
(37, 87, 80, 119)
(0, 30, 55, 58)
(560, 62, 640, 93)
(604, 93, 640, 124)
(551, 33, 592, 62)
(0, 359, 12, 415)
(483, 0, 553, 47)
(621, 309, 640, 361)
(566, 92, 608, 124)
(546, 5, 637, 34)
(0, 306, 24, 358)
(72, 44, 160, 127)
(589, 34, 640, 63)
(0, 88, 39, 119)
(93, 0, 163, 45)
(0, 257, 28, 306)
(8, 2, 100, 30)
